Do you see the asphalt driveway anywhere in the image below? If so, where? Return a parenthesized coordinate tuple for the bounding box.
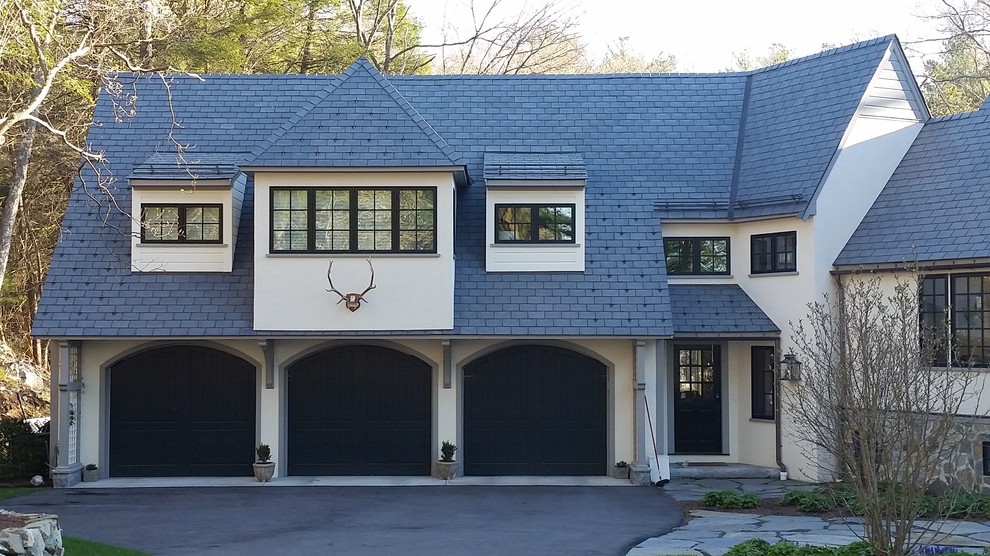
(3, 486, 683, 555)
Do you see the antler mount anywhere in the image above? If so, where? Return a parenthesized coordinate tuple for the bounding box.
(326, 259, 376, 312)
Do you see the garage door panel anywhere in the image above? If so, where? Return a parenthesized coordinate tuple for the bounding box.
(464, 345, 607, 476)
(287, 346, 431, 476)
(110, 346, 256, 478)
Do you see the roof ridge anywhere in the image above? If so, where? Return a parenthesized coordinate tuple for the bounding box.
(748, 35, 896, 76)
(358, 59, 461, 165)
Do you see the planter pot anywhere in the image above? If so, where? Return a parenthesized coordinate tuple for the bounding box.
(614, 466, 630, 480)
(82, 468, 99, 482)
(437, 461, 457, 480)
(253, 462, 275, 483)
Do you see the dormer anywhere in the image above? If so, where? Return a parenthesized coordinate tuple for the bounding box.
(129, 152, 246, 272)
(484, 150, 586, 272)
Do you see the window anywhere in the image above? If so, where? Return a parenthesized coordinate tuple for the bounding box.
(921, 273, 990, 366)
(141, 204, 222, 243)
(983, 442, 990, 476)
(664, 238, 729, 275)
(495, 204, 575, 244)
(751, 346, 775, 420)
(751, 231, 796, 274)
(271, 187, 436, 253)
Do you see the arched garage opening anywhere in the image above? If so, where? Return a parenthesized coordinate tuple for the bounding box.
(286, 345, 432, 476)
(463, 344, 607, 476)
(109, 345, 256, 477)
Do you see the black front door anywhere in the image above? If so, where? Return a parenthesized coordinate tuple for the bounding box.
(673, 345, 722, 454)
(463, 345, 607, 476)
(109, 346, 256, 477)
(286, 345, 431, 476)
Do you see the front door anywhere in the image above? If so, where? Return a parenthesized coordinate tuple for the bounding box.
(673, 345, 722, 454)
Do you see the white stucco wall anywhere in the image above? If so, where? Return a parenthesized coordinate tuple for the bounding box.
(252, 172, 455, 331)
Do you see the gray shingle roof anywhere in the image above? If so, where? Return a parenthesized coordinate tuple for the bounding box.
(130, 152, 248, 181)
(34, 39, 895, 338)
(668, 284, 780, 337)
(248, 58, 460, 168)
(483, 151, 587, 181)
(835, 107, 990, 266)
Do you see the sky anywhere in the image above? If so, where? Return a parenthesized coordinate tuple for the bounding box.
(404, 0, 949, 75)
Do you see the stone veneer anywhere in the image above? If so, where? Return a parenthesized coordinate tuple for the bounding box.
(933, 418, 990, 493)
(0, 510, 62, 556)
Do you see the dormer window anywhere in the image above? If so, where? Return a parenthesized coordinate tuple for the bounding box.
(270, 187, 436, 254)
(495, 204, 575, 244)
(141, 204, 222, 243)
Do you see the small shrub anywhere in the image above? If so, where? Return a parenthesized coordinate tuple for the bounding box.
(0, 418, 46, 479)
(701, 490, 760, 509)
(440, 441, 456, 462)
(725, 540, 873, 556)
(255, 444, 271, 463)
(779, 490, 835, 513)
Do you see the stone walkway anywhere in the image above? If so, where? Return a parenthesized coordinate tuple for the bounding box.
(629, 478, 990, 556)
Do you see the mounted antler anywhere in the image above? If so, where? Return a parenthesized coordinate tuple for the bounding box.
(326, 259, 376, 312)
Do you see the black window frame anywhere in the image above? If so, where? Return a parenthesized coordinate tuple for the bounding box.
(270, 187, 438, 254)
(494, 203, 576, 244)
(664, 237, 730, 275)
(140, 203, 223, 244)
(751, 346, 775, 420)
(921, 273, 990, 367)
(751, 231, 797, 274)
(983, 441, 990, 476)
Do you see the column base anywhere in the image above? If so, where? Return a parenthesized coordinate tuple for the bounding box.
(51, 463, 84, 488)
(630, 463, 652, 486)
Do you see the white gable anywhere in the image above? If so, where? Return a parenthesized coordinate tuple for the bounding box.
(858, 44, 928, 121)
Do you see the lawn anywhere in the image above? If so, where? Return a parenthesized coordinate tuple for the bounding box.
(63, 537, 151, 555)
(0, 487, 39, 501)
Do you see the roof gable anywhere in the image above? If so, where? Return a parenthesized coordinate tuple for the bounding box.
(248, 58, 460, 169)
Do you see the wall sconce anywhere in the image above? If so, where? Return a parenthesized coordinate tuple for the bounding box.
(780, 352, 802, 381)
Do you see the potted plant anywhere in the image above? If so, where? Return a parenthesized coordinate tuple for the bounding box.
(253, 443, 275, 483)
(614, 460, 630, 480)
(437, 440, 457, 480)
(82, 463, 98, 482)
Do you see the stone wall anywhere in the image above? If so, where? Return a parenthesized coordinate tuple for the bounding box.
(934, 418, 990, 493)
(0, 511, 62, 556)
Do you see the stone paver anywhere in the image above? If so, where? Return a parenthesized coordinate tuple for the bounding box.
(630, 479, 990, 556)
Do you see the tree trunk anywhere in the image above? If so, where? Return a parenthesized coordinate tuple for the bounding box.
(0, 119, 38, 299)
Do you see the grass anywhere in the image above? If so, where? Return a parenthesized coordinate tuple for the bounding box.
(0, 487, 40, 501)
(63, 537, 151, 555)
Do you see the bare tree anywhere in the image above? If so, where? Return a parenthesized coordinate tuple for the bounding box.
(787, 272, 981, 556)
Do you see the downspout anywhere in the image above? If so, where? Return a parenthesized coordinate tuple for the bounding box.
(774, 336, 788, 480)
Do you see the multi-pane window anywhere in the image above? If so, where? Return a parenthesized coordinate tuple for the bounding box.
(751, 346, 775, 420)
(676, 347, 718, 400)
(664, 238, 730, 275)
(495, 204, 575, 243)
(271, 187, 436, 253)
(922, 274, 990, 366)
(751, 231, 797, 274)
(141, 204, 222, 243)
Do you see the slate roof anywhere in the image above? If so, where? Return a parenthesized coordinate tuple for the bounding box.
(248, 58, 460, 169)
(668, 284, 780, 337)
(483, 151, 587, 181)
(35, 38, 898, 338)
(130, 152, 247, 181)
(835, 106, 990, 267)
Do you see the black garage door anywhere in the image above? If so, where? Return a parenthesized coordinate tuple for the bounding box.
(463, 345, 607, 476)
(109, 346, 256, 477)
(287, 345, 431, 476)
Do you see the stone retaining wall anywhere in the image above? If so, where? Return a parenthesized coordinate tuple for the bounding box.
(0, 511, 62, 556)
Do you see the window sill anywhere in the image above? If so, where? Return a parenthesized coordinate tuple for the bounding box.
(490, 243, 580, 248)
(667, 274, 735, 280)
(748, 271, 799, 278)
(138, 243, 228, 248)
(749, 417, 775, 423)
(266, 252, 442, 258)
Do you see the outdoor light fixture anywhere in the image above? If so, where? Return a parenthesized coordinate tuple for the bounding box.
(780, 352, 802, 381)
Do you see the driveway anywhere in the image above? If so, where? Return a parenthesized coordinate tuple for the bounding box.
(3, 486, 683, 555)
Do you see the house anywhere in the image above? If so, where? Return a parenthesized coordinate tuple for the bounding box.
(834, 95, 990, 491)
(34, 35, 929, 487)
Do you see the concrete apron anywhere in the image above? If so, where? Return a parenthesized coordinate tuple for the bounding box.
(71, 476, 636, 488)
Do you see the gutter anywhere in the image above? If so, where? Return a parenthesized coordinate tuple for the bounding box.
(774, 336, 788, 480)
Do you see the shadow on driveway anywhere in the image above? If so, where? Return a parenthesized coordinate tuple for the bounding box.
(5, 486, 683, 555)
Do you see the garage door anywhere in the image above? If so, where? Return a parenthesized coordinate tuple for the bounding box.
(109, 346, 256, 477)
(287, 345, 431, 476)
(463, 345, 607, 476)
